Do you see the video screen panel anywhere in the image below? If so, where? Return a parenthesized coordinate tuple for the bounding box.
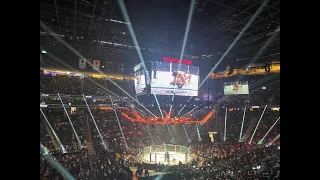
(151, 61, 199, 96)
(134, 63, 147, 95)
(224, 81, 249, 95)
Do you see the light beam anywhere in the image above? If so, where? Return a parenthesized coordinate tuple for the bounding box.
(249, 105, 268, 144)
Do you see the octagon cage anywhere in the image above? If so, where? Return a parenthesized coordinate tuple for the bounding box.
(141, 144, 191, 165)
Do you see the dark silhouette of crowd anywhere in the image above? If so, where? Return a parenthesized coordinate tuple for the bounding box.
(141, 143, 280, 180)
(40, 150, 133, 180)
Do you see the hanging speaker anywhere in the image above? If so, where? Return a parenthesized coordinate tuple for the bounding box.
(228, 65, 234, 75)
(265, 65, 270, 72)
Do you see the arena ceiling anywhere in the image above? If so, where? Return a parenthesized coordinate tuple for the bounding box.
(40, 0, 280, 69)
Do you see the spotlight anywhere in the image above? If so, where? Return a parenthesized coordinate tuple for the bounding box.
(265, 66, 270, 72)
(41, 50, 47, 54)
(263, 63, 270, 72)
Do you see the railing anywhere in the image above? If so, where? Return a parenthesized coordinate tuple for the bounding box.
(143, 144, 189, 154)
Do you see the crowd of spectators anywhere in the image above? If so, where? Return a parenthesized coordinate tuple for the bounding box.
(41, 109, 87, 152)
(40, 72, 134, 97)
(40, 72, 280, 180)
(141, 143, 280, 180)
(40, 114, 56, 151)
(184, 144, 279, 180)
(249, 109, 280, 144)
(40, 150, 133, 180)
(218, 108, 279, 144)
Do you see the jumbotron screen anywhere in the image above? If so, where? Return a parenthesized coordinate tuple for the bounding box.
(134, 63, 147, 95)
(224, 81, 249, 95)
(150, 61, 199, 96)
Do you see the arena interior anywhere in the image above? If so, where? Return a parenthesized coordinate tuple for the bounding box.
(40, 0, 280, 179)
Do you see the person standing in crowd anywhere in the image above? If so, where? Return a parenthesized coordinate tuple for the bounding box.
(144, 168, 149, 177)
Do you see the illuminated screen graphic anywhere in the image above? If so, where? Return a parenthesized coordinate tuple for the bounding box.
(151, 61, 199, 96)
(224, 81, 249, 95)
(134, 63, 147, 95)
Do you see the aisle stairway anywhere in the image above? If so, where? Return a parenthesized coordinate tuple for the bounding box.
(85, 113, 96, 155)
(44, 122, 60, 151)
(240, 117, 258, 142)
(266, 134, 280, 146)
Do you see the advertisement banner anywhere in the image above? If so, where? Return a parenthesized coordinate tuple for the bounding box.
(93, 60, 100, 70)
(119, 63, 124, 73)
(145, 62, 152, 94)
(79, 59, 86, 69)
(134, 63, 147, 96)
(106, 61, 113, 71)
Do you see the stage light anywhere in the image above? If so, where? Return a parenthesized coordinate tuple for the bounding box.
(62, 149, 67, 154)
(41, 50, 47, 54)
